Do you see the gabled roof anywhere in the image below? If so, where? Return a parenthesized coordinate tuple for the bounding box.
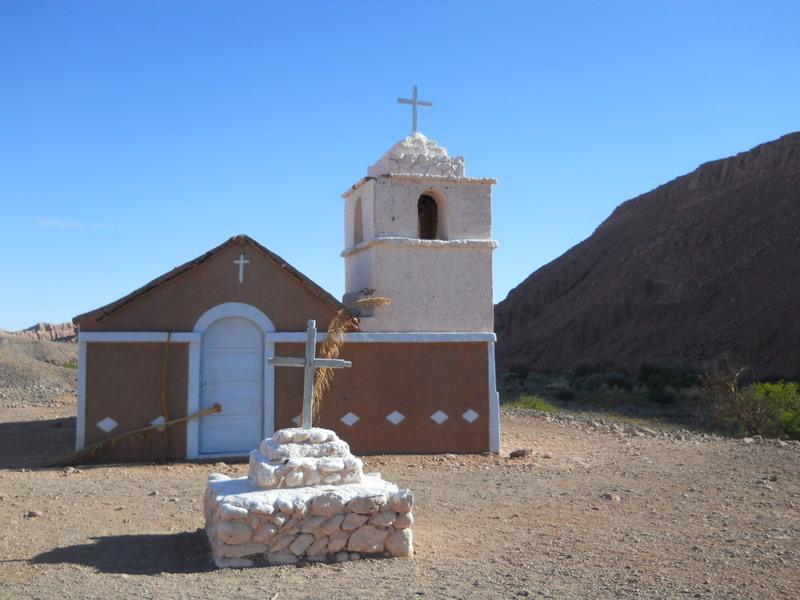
(74, 234, 345, 324)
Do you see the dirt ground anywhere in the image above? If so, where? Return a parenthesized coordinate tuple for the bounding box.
(0, 404, 798, 599)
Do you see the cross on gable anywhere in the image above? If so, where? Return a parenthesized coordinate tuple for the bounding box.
(268, 319, 352, 428)
(397, 84, 433, 133)
(233, 254, 250, 283)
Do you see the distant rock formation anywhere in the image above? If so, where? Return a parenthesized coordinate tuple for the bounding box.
(495, 132, 800, 378)
(2, 322, 77, 343)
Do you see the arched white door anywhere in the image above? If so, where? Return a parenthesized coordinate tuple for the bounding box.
(200, 316, 264, 454)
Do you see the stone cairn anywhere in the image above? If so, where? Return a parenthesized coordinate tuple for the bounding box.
(204, 427, 414, 568)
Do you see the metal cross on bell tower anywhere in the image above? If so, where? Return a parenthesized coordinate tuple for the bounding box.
(397, 84, 433, 133)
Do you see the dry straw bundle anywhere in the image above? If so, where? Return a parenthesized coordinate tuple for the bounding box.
(312, 296, 391, 422)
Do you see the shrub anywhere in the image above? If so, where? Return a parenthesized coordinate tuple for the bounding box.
(738, 381, 800, 439)
(512, 394, 556, 412)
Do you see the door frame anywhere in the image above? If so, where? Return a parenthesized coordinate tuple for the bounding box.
(187, 302, 275, 459)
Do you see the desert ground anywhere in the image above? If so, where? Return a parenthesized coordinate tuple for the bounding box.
(0, 334, 798, 598)
(0, 400, 797, 599)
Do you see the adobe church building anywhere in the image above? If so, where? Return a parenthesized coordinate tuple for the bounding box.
(74, 132, 500, 461)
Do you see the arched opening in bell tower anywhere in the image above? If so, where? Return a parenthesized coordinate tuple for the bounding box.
(417, 194, 438, 239)
(353, 196, 364, 245)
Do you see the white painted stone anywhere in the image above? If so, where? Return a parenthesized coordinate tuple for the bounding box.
(328, 531, 350, 553)
(271, 534, 295, 553)
(218, 503, 249, 520)
(385, 528, 413, 557)
(205, 431, 414, 568)
(248, 428, 363, 490)
(307, 536, 328, 556)
(217, 521, 252, 545)
(347, 525, 389, 553)
(392, 490, 414, 513)
(310, 492, 347, 517)
(253, 522, 278, 543)
(370, 511, 396, 528)
(300, 515, 326, 534)
(341, 513, 368, 531)
(214, 542, 266, 559)
(318, 513, 345, 537)
(394, 511, 414, 529)
(289, 533, 315, 556)
(367, 133, 465, 179)
(348, 495, 384, 515)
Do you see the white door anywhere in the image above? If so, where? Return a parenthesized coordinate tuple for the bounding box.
(200, 316, 264, 454)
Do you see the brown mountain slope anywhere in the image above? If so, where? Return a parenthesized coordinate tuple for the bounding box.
(495, 132, 800, 378)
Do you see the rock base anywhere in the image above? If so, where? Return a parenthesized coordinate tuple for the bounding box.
(204, 473, 414, 568)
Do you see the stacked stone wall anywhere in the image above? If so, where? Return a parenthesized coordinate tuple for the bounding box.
(204, 474, 413, 568)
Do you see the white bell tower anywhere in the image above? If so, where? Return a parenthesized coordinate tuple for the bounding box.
(341, 132, 497, 332)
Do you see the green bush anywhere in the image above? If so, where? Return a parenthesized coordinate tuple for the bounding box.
(511, 394, 556, 412)
(738, 381, 800, 439)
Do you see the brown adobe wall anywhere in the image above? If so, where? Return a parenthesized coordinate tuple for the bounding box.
(84, 342, 188, 461)
(274, 341, 491, 454)
(82, 339, 491, 461)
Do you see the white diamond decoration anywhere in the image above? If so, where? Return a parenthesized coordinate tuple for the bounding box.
(462, 409, 479, 423)
(96, 417, 119, 433)
(386, 411, 405, 425)
(340, 412, 360, 427)
(150, 416, 166, 430)
(291, 414, 301, 426)
(430, 410, 448, 425)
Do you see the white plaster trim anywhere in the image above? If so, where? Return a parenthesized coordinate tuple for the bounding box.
(380, 173, 496, 185)
(193, 302, 276, 333)
(342, 174, 496, 198)
(75, 341, 87, 451)
(268, 332, 496, 343)
(341, 236, 498, 257)
(488, 340, 500, 454)
(185, 339, 201, 459)
(78, 331, 200, 343)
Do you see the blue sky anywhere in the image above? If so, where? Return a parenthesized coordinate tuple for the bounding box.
(1, 1, 798, 330)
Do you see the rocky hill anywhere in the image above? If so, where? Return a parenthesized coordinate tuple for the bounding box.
(0, 333, 77, 407)
(1, 322, 77, 343)
(495, 132, 800, 378)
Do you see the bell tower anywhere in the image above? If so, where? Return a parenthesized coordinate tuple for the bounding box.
(341, 132, 497, 332)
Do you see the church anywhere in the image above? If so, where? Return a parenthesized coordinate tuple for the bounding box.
(73, 128, 500, 461)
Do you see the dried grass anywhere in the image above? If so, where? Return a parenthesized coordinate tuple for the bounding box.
(312, 296, 391, 423)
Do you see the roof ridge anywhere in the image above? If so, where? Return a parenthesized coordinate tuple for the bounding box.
(73, 235, 344, 325)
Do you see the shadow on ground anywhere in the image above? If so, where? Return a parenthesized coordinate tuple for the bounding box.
(0, 417, 75, 469)
(29, 530, 215, 575)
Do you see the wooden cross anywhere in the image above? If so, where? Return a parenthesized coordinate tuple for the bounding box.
(233, 254, 250, 283)
(267, 319, 352, 428)
(397, 84, 433, 133)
